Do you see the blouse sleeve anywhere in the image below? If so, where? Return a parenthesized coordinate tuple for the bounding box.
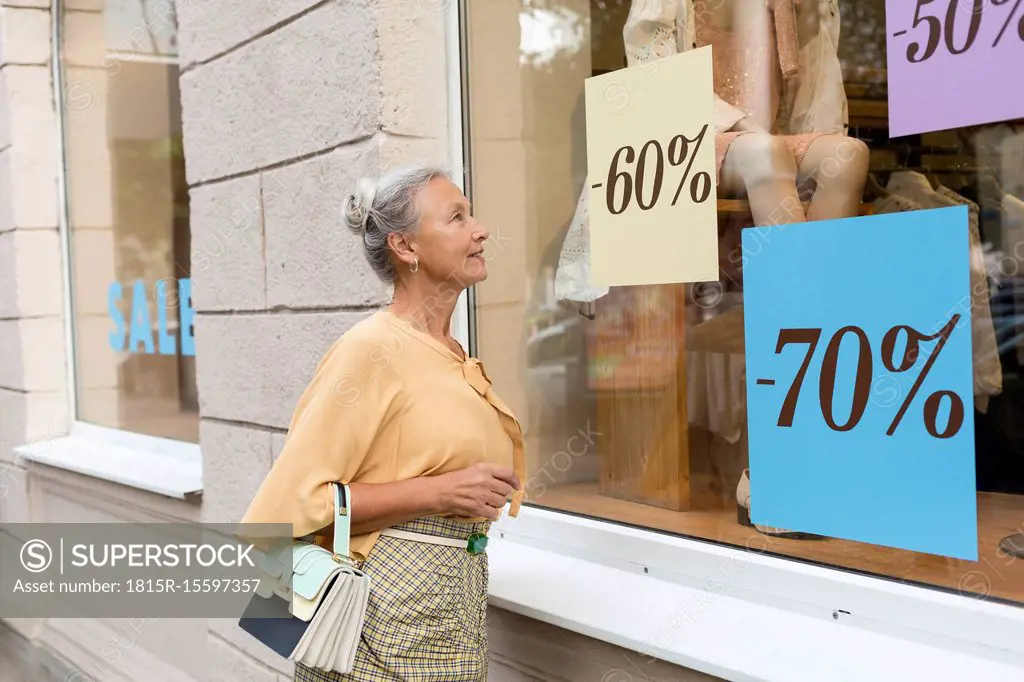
(623, 0, 681, 66)
(623, 0, 749, 133)
(239, 333, 396, 540)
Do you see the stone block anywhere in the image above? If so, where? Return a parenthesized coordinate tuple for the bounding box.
(0, 6, 50, 66)
(0, 73, 9, 151)
(376, 133, 450, 174)
(195, 312, 371, 429)
(464, 0, 527, 141)
(0, 317, 65, 391)
(199, 420, 272, 524)
(271, 432, 287, 461)
(70, 228, 115, 315)
(264, 143, 389, 309)
(74, 313, 119, 389)
(175, 0, 323, 66)
(471, 139, 529, 307)
(62, 66, 114, 228)
(179, 0, 378, 184)
(60, 8, 104, 68)
(0, 1, 49, 10)
(189, 174, 265, 311)
(0, 66, 57, 230)
(0, 229, 62, 317)
(375, 0, 447, 140)
(0, 388, 68, 457)
(206, 634, 279, 682)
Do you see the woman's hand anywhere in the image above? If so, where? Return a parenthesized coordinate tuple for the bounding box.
(434, 463, 521, 521)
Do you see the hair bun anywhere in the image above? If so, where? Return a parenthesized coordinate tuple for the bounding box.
(344, 177, 378, 237)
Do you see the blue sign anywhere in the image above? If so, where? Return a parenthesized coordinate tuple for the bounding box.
(742, 207, 978, 560)
(108, 278, 195, 357)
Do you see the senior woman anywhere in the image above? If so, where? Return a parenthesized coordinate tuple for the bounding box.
(240, 165, 527, 681)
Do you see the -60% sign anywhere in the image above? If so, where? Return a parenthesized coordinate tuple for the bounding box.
(760, 314, 964, 439)
(592, 124, 712, 216)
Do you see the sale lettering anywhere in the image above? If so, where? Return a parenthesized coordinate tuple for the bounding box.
(742, 207, 978, 559)
(584, 46, 719, 286)
(596, 124, 713, 216)
(762, 315, 964, 440)
(902, 0, 1024, 62)
(886, 0, 1024, 135)
(108, 278, 195, 357)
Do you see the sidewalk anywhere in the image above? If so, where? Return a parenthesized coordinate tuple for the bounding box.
(0, 622, 87, 682)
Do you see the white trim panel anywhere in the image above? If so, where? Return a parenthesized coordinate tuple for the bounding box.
(489, 507, 1024, 680)
(487, 536, 1024, 682)
(13, 422, 202, 500)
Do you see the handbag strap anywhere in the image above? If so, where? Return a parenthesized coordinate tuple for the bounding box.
(332, 482, 352, 560)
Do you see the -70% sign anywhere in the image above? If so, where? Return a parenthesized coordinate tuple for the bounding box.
(761, 314, 964, 439)
(592, 124, 713, 215)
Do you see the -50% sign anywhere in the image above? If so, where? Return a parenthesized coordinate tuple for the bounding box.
(900, 0, 1024, 62)
(595, 125, 713, 216)
(886, 0, 1024, 135)
(761, 314, 964, 440)
(584, 46, 719, 286)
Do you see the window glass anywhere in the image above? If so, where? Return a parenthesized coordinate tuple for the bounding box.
(61, 0, 196, 442)
(464, 0, 1024, 604)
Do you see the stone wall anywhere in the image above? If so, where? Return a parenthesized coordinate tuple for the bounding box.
(0, 0, 69, 526)
(174, 0, 451, 678)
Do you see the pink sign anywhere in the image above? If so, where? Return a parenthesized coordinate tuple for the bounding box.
(886, 0, 1024, 137)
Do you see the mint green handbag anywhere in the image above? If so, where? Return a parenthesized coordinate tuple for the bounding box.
(239, 482, 370, 674)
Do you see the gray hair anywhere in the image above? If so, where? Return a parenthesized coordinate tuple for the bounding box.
(343, 165, 451, 282)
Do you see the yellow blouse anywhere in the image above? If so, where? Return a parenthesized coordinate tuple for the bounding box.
(239, 310, 526, 561)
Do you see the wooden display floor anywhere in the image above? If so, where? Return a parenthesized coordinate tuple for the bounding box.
(529, 483, 1024, 605)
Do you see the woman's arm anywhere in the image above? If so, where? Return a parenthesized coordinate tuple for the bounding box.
(348, 463, 521, 536)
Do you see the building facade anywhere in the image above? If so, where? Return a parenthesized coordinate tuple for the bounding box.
(1, 1, 1022, 681)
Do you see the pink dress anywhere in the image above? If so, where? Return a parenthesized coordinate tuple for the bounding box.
(696, 0, 827, 177)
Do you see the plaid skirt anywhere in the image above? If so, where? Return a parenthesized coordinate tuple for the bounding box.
(294, 516, 491, 682)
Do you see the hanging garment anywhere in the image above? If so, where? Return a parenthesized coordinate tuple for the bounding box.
(686, 305, 747, 443)
(1001, 193, 1024, 367)
(776, 0, 848, 136)
(554, 180, 610, 304)
(885, 172, 1003, 411)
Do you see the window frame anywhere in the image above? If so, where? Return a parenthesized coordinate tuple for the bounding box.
(449, 0, 1024, 673)
(33, 0, 204, 499)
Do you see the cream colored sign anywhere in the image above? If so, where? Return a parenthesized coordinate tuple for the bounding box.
(585, 46, 718, 286)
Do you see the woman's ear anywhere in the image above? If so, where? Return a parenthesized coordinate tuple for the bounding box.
(387, 231, 416, 268)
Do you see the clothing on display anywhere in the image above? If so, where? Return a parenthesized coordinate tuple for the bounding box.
(554, 178, 609, 304)
(555, 0, 852, 304)
(873, 171, 1003, 412)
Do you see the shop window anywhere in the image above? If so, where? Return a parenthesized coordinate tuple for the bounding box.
(60, 0, 196, 443)
(464, 0, 1024, 604)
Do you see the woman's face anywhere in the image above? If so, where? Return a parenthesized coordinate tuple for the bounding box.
(402, 177, 490, 287)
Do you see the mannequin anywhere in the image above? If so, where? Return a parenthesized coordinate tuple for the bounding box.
(555, 0, 868, 305)
(623, 0, 869, 225)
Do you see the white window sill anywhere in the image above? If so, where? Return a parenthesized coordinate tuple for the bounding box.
(488, 508, 1024, 682)
(13, 422, 202, 501)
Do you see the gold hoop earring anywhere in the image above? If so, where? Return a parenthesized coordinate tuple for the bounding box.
(410, 257, 419, 273)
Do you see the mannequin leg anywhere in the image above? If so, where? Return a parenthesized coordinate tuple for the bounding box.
(720, 133, 806, 225)
(797, 136, 871, 222)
